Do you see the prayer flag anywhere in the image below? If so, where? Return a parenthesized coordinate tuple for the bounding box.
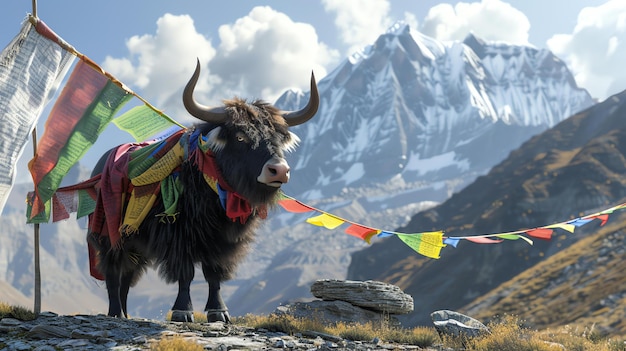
(344, 224, 380, 243)
(464, 236, 504, 244)
(585, 214, 609, 226)
(0, 18, 75, 213)
(443, 237, 460, 248)
(306, 213, 344, 229)
(28, 59, 133, 221)
(278, 197, 315, 213)
(496, 233, 533, 245)
(545, 222, 576, 233)
(525, 228, 553, 240)
(397, 232, 444, 259)
(567, 217, 593, 227)
(113, 105, 181, 141)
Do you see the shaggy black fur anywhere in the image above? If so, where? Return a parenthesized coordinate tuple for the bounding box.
(87, 99, 298, 323)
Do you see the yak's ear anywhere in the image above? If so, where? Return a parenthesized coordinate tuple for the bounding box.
(283, 131, 301, 153)
(205, 126, 227, 152)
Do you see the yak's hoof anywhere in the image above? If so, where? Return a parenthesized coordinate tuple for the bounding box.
(207, 309, 231, 323)
(171, 310, 194, 322)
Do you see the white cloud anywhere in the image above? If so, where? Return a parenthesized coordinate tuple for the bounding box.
(420, 0, 530, 45)
(102, 9, 339, 125)
(547, 0, 626, 101)
(322, 0, 393, 54)
(102, 13, 215, 115)
(209, 6, 339, 103)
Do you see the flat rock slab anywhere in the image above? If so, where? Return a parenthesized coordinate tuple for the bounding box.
(310, 279, 414, 314)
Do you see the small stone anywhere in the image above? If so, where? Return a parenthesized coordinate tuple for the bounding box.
(0, 318, 22, 326)
(132, 335, 149, 344)
(27, 324, 72, 339)
(33, 345, 57, 351)
(38, 311, 58, 318)
(57, 339, 90, 348)
(431, 310, 490, 339)
(10, 341, 32, 351)
(273, 338, 286, 348)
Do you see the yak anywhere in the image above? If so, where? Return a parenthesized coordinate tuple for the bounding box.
(86, 60, 318, 323)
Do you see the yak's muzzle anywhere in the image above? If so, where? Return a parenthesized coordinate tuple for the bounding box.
(258, 157, 290, 187)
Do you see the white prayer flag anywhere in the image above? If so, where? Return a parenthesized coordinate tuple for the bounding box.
(0, 18, 75, 213)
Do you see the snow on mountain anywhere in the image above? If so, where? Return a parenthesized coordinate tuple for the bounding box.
(278, 23, 592, 201)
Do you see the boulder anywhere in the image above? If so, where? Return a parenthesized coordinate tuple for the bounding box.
(431, 310, 490, 339)
(310, 279, 414, 314)
(274, 300, 400, 326)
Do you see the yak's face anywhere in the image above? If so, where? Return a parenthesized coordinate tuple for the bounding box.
(199, 100, 301, 203)
(183, 60, 319, 205)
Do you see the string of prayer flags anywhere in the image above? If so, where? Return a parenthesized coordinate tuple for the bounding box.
(277, 192, 626, 260)
(277, 193, 445, 259)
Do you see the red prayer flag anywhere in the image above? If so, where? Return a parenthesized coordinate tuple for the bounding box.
(345, 224, 379, 243)
(525, 228, 554, 240)
(585, 214, 609, 226)
(278, 198, 314, 213)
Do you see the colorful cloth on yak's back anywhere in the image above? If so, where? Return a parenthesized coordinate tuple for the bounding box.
(91, 128, 264, 247)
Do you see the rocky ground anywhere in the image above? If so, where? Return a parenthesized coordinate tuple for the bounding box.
(0, 312, 443, 350)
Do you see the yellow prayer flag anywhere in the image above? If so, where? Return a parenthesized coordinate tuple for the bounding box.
(306, 213, 345, 229)
(397, 232, 444, 259)
(545, 222, 576, 233)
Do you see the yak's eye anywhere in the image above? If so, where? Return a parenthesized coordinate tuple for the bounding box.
(235, 132, 248, 143)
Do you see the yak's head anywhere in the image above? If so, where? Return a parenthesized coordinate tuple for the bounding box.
(183, 60, 318, 205)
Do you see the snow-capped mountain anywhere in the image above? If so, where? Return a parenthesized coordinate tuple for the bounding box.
(1, 22, 594, 320)
(279, 23, 591, 200)
(227, 23, 594, 317)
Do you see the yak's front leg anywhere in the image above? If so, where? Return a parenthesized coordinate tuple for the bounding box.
(105, 267, 125, 318)
(202, 263, 230, 323)
(170, 274, 195, 322)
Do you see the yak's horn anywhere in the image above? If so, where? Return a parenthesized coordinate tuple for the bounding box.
(183, 59, 228, 124)
(282, 72, 319, 126)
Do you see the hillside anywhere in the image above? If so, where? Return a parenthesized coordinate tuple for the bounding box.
(348, 90, 626, 332)
(462, 210, 626, 336)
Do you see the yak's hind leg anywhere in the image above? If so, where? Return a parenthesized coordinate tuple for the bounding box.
(202, 263, 231, 323)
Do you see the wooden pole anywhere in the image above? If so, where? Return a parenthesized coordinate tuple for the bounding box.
(32, 132, 41, 315)
(31, 0, 41, 316)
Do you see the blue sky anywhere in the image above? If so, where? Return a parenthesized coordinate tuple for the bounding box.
(0, 0, 623, 173)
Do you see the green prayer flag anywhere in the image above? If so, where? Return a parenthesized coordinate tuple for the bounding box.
(113, 105, 181, 141)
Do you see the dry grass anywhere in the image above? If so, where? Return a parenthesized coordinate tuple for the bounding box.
(150, 336, 204, 351)
(235, 313, 439, 347)
(0, 301, 36, 321)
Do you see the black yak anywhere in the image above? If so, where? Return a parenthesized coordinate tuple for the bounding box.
(87, 60, 318, 323)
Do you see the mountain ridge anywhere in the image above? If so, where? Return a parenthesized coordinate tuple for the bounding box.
(347, 89, 626, 333)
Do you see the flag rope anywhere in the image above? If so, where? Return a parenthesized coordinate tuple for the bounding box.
(27, 15, 184, 130)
